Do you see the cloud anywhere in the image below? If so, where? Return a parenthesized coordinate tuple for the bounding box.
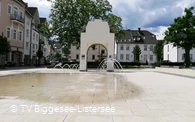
(24, 0, 195, 35)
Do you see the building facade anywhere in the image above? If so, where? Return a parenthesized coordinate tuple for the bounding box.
(0, 1, 51, 66)
(163, 43, 195, 62)
(116, 28, 157, 63)
(23, 8, 32, 65)
(0, 0, 26, 66)
(70, 44, 107, 62)
(27, 7, 40, 65)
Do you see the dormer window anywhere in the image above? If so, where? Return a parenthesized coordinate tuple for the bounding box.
(137, 37, 140, 40)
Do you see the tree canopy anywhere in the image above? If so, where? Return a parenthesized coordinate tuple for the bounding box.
(0, 35, 11, 55)
(164, 7, 195, 67)
(153, 40, 164, 62)
(48, 0, 124, 49)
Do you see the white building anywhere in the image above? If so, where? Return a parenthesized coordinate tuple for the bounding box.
(23, 9, 32, 65)
(70, 44, 107, 62)
(163, 43, 195, 62)
(116, 28, 157, 63)
(27, 7, 40, 65)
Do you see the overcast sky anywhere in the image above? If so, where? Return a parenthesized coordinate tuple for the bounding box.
(24, 0, 195, 40)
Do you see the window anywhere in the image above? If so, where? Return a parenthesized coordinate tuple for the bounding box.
(167, 45, 169, 52)
(120, 45, 124, 50)
(19, 31, 22, 41)
(19, 10, 23, 18)
(126, 54, 129, 60)
(126, 45, 129, 50)
(13, 29, 17, 40)
(27, 21, 29, 25)
(150, 55, 153, 61)
(190, 54, 193, 61)
(26, 42, 28, 49)
(13, 6, 18, 16)
(182, 54, 185, 60)
(33, 32, 35, 39)
(76, 54, 79, 59)
(150, 45, 153, 51)
(6, 27, 11, 39)
(144, 55, 147, 61)
(26, 29, 29, 37)
(144, 45, 147, 51)
(120, 54, 123, 60)
(36, 34, 39, 41)
(92, 55, 95, 60)
(101, 50, 105, 55)
(168, 54, 169, 60)
(76, 46, 79, 50)
(7, 4, 12, 15)
(33, 44, 35, 49)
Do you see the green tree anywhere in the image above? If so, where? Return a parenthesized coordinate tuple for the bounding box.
(39, 21, 54, 45)
(164, 7, 195, 67)
(132, 45, 141, 62)
(55, 52, 61, 59)
(36, 46, 43, 66)
(48, 0, 124, 48)
(0, 36, 11, 67)
(153, 40, 165, 62)
(0, 36, 11, 55)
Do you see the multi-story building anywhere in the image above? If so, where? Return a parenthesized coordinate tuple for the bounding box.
(23, 7, 32, 66)
(116, 28, 157, 63)
(39, 17, 51, 64)
(0, 0, 26, 66)
(163, 43, 195, 62)
(27, 7, 40, 65)
(70, 45, 107, 62)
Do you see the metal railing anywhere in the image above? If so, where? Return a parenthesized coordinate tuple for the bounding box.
(10, 14, 25, 23)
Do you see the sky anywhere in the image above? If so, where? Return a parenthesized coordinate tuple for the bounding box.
(24, 0, 195, 40)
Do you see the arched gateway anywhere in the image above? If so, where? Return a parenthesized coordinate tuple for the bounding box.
(80, 19, 115, 72)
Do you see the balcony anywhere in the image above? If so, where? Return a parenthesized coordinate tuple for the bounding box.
(10, 14, 25, 24)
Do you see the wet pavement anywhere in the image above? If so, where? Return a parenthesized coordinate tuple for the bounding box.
(0, 68, 195, 122)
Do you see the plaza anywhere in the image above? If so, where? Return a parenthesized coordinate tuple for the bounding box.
(0, 67, 195, 122)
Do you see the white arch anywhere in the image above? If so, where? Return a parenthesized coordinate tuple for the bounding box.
(79, 19, 115, 72)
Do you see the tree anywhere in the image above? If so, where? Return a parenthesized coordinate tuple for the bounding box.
(36, 46, 43, 66)
(39, 21, 53, 46)
(0, 36, 11, 67)
(164, 7, 195, 67)
(48, 0, 124, 48)
(0, 35, 11, 55)
(132, 45, 141, 62)
(153, 40, 165, 62)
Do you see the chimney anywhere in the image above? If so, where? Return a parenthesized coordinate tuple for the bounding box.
(138, 27, 141, 32)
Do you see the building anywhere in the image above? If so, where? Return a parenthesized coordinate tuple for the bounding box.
(70, 45, 107, 62)
(0, 0, 26, 66)
(27, 7, 40, 65)
(116, 28, 157, 63)
(23, 7, 32, 66)
(39, 17, 51, 64)
(163, 43, 195, 62)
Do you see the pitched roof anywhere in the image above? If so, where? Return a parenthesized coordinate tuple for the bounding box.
(40, 18, 47, 24)
(117, 29, 157, 44)
(27, 7, 37, 16)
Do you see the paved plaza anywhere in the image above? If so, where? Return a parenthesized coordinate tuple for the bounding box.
(0, 68, 195, 122)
